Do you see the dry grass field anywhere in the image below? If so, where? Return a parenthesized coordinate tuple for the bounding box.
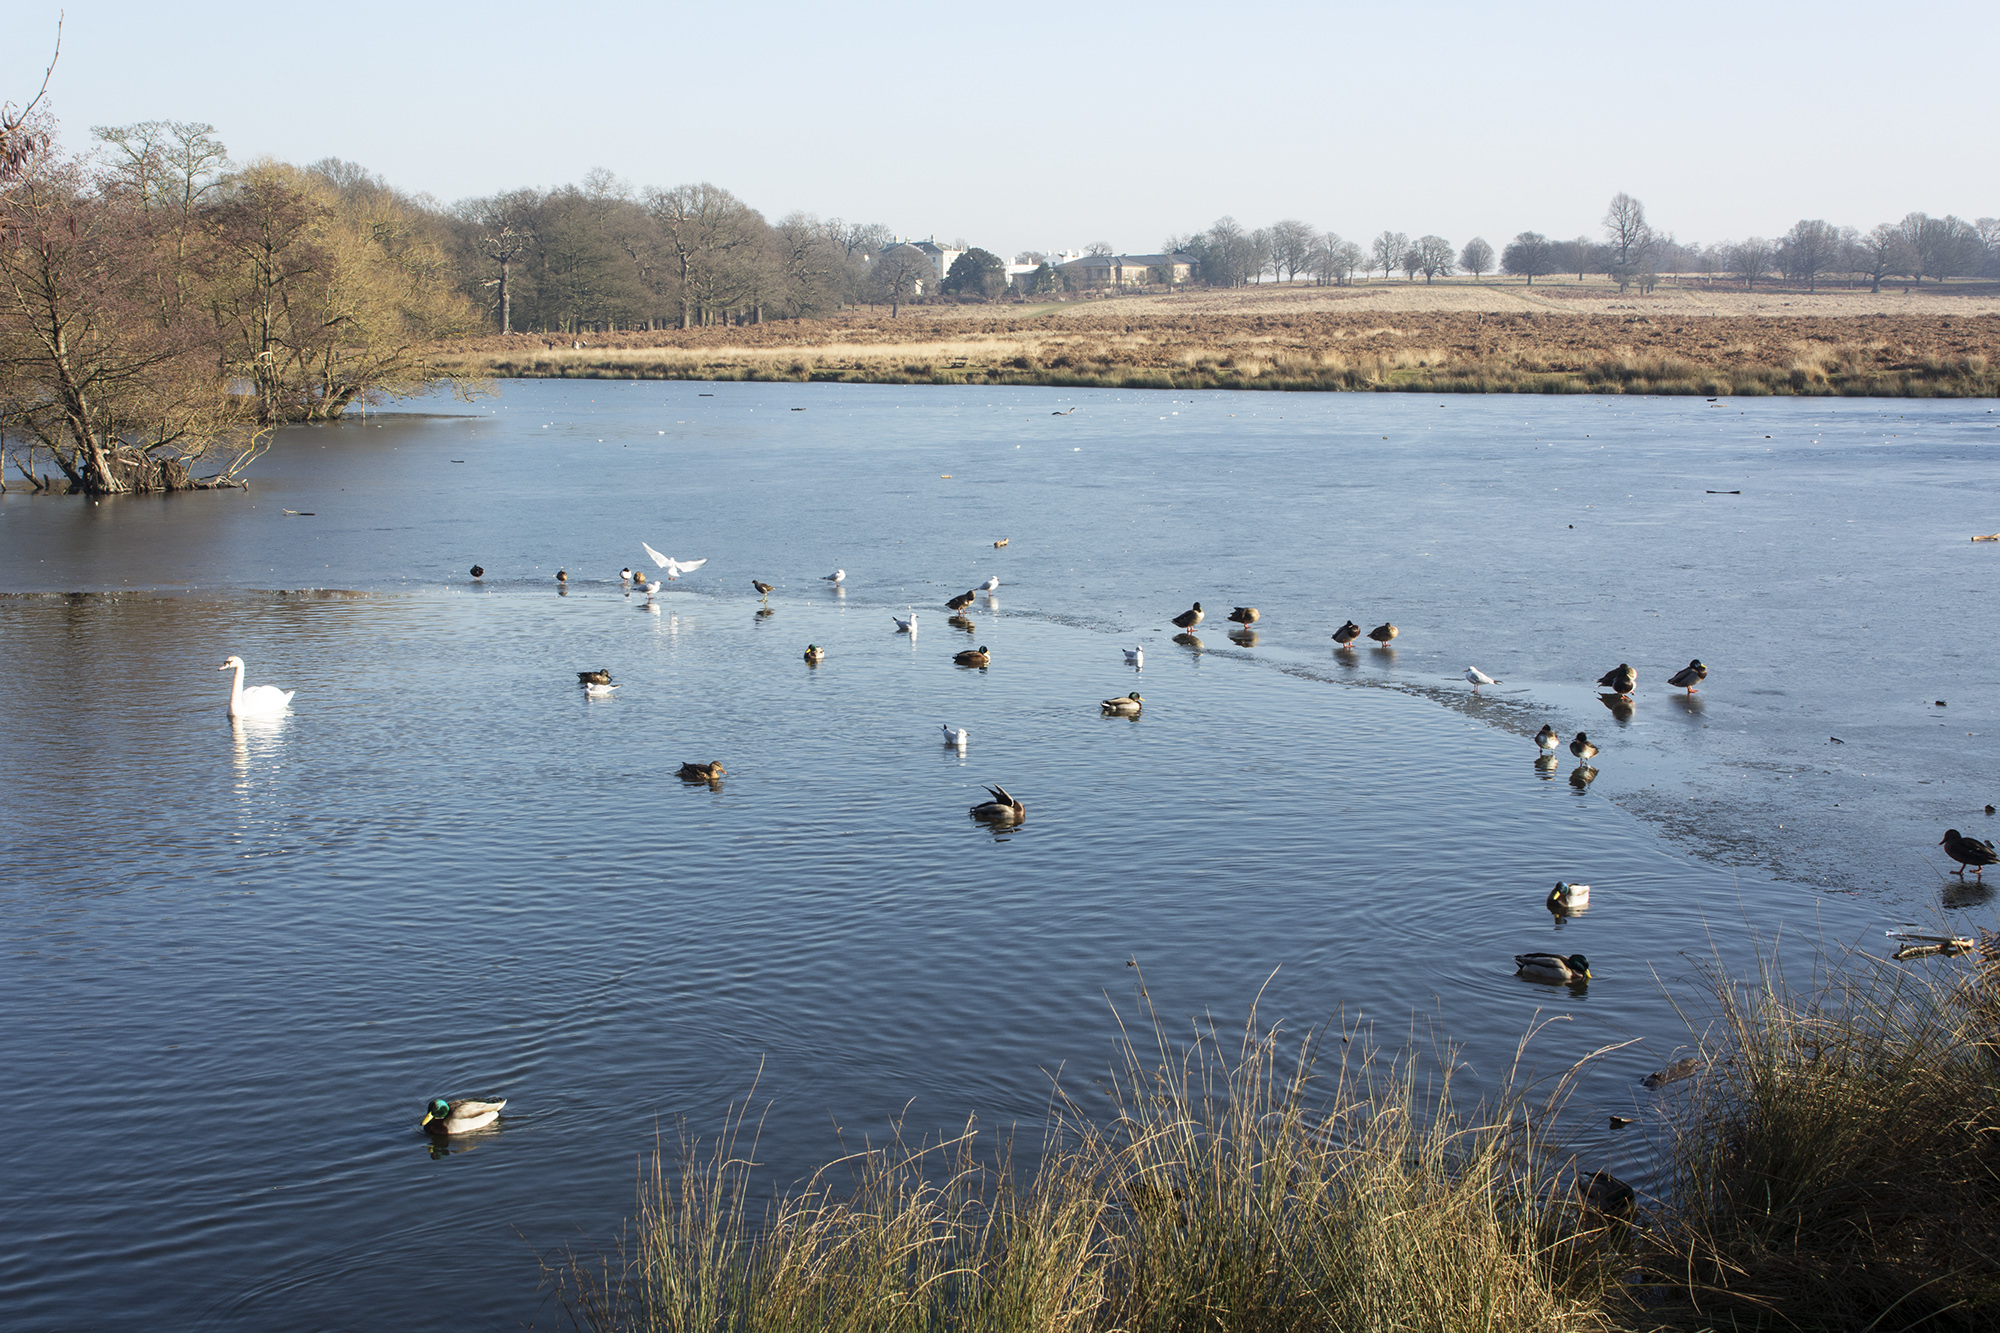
(435, 279, 2000, 396)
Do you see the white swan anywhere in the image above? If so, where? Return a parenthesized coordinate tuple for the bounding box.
(941, 724, 968, 747)
(982, 576, 1000, 592)
(219, 656, 295, 717)
(1124, 647, 1143, 668)
(641, 541, 707, 580)
(895, 608, 919, 633)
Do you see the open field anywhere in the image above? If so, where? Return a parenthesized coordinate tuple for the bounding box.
(435, 280, 2000, 397)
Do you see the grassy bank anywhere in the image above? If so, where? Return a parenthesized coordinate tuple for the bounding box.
(553, 946, 1999, 1332)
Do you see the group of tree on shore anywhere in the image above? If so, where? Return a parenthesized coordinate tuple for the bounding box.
(4, 95, 1996, 495)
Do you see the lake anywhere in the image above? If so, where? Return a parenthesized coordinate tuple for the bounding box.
(2, 381, 1995, 1329)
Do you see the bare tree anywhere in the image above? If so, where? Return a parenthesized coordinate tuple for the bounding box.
(455, 189, 536, 332)
(644, 182, 764, 328)
(1776, 219, 1839, 292)
(1370, 230, 1408, 280)
(1852, 224, 1911, 292)
(1555, 235, 1596, 281)
(1415, 235, 1454, 282)
(1400, 245, 1421, 282)
(870, 246, 930, 316)
(1602, 192, 1653, 291)
(1726, 237, 1774, 289)
(1085, 240, 1113, 256)
(1459, 236, 1494, 279)
(1501, 232, 1556, 284)
(0, 18, 58, 183)
(1270, 218, 1317, 282)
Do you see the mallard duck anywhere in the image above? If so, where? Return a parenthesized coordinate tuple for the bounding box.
(1940, 829, 1999, 878)
(1227, 606, 1259, 626)
(946, 591, 976, 612)
(1332, 620, 1362, 647)
(1547, 881, 1591, 910)
(1101, 691, 1143, 715)
(970, 784, 1024, 823)
(678, 761, 725, 781)
(894, 608, 918, 633)
(584, 682, 619, 698)
(1515, 952, 1591, 983)
(1534, 724, 1561, 754)
(1124, 646, 1144, 667)
(421, 1096, 506, 1135)
(578, 669, 613, 686)
(752, 579, 775, 600)
(1171, 602, 1204, 631)
(1569, 732, 1599, 761)
(1668, 659, 1707, 693)
(1581, 1170, 1635, 1218)
(470, 565, 485, 578)
(1368, 622, 1397, 646)
(982, 576, 1000, 592)
(954, 646, 990, 667)
(1595, 663, 1636, 697)
(941, 724, 968, 747)
(1465, 666, 1499, 691)
(803, 644, 825, 663)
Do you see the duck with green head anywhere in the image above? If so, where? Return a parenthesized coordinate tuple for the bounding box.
(1514, 952, 1591, 984)
(1101, 691, 1143, 715)
(420, 1096, 506, 1135)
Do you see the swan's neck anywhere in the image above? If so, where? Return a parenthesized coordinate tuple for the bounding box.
(227, 661, 246, 713)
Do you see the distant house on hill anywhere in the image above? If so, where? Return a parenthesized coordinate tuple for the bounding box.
(1056, 252, 1196, 287)
(874, 238, 964, 288)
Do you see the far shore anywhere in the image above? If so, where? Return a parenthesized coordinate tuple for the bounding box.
(433, 280, 2000, 398)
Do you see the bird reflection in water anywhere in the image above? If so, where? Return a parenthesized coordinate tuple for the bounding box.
(1228, 629, 1259, 647)
(949, 614, 976, 634)
(1597, 693, 1635, 722)
(1569, 764, 1599, 789)
(230, 714, 288, 788)
(1174, 632, 1204, 651)
(1942, 879, 1993, 911)
(1669, 693, 1705, 718)
(1534, 754, 1561, 777)
(755, 606, 775, 620)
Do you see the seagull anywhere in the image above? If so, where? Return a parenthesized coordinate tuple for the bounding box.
(1124, 647, 1144, 668)
(1595, 663, 1637, 698)
(982, 576, 1000, 592)
(822, 568, 845, 584)
(894, 608, 919, 633)
(1171, 602, 1204, 631)
(1940, 829, 1998, 878)
(641, 541, 707, 580)
(941, 724, 968, 747)
(1569, 732, 1599, 761)
(1464, 667, 1499, 691)
(1668, 659, 1707, 693)
(584, 682, 619, 698)
(1534, 724, 1561, 754)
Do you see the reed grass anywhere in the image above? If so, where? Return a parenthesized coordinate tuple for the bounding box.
(552, 988, 1628, 1333)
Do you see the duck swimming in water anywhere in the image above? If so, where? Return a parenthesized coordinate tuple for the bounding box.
(578, 669, 613, 686)
(678, 761, 726, 782)
(803, 644, 825, 663)
(1515, 952, 1591, 983)
(954, 646, 990, 667)
(1100, 691, 1143, 716)
(969, 784, 1025, 824)
(420, 1097, 506, 1135)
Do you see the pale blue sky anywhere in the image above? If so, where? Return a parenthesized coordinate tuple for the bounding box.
(8, 1, 1992, 257)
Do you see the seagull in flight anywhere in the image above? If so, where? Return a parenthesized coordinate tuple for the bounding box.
(641, 541, 707, 581)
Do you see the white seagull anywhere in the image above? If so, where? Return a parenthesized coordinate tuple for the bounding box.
(584, 682, 620, 698)
(982, 576, 1000, 592)
(641, 541, 707, 581)
(894, 608, 919, 633)
(1464, 666, 1500, 691)
(1124, 646, 1144, 668)
(940, 724, 968, 748)
(822, 568, 846, 585)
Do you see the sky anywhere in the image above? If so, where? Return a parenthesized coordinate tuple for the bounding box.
(6, 0, 1993, 259)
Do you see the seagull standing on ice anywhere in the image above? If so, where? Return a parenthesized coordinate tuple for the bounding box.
(641, 541, 707, 581)
(1464, 667, 1499, 691)
(823, 569, 846, 585)
(982, 576, 1000, 592)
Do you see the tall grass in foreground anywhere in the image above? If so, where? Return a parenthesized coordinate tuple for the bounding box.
(553, 996, 1626, 1333)
(1639, 947, 2000, 1331)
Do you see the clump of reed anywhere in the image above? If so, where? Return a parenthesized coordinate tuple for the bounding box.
(1635, 946, 2000, 1331)
(552, 994, 1626, 1333)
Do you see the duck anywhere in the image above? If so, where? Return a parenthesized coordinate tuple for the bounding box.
(803, 644, 825, 663)
(894, 608, 919, 633)
(954, 646, 991, 667)
(420, 1096, 506, 1135)
(941, 724, 968, 747)
(584, 682, 619, 698)
(752, 580, 775, 601)
(1124, 647, 1144, 668)
(1171, 602, 1204, 631)
(1227, 606, 1259, 626)
(946, 591, 976, 612)
(470, 565, 485, 579)
(1595, 663, 1637, 697)
(1368, 622, 1398, 646)
(1667, 659, 1707, 693)
(556, 569, 568, 583)
(969, 784, 1025, 824)
(218, 655, 296, 718)
(678, 761, 726, 781)
(1569, 732, 1599, 761)
(619, 567, 633, 583)
(982, 576, 1000, 592)
(577, 669, 613, 686)
(1515, 952, 1591, 983)
(1464, 666, 1499, 691)
(1581, 1170, 1635, 1219)
(1547, 881, 1591, 910)
(1101, 691, 1143, 716)
(1534, 724, 1561, 754)
(1332, 620, 1362, 648)
(822, 568, 846, 585)
(1940, 829, 1998, 878)
(992, 538, 1008, 548)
